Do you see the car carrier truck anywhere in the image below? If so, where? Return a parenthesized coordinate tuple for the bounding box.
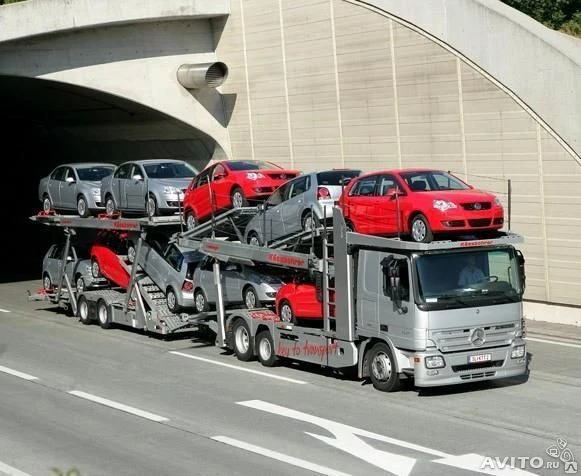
(30, 206, 528, 392)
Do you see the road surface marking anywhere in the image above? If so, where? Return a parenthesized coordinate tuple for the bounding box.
(0, 460, 31, 476)
(0, 365, 38, 381)
(170, 351, 307, 385)
(526, 337, 581, 349)
(238, 400, 538, 476)
(68, 391, 168, 423)
(0, 308, 10, 313)
(212, 436, 351, 476)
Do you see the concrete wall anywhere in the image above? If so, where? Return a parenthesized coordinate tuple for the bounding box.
(216, 0, 581, 325)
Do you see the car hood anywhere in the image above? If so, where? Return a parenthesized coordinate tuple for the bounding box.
(418, 189, 497, 203)
(82, 181, 103, 188)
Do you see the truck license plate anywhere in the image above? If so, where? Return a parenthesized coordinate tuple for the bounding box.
(468, 353, 492, 363)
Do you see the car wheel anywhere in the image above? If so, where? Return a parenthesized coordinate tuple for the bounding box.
(91, 259, 101, 278)
(367, 342, 400, 392)
(127, 242, 136, 264)
(345, 221, 355, 233)
(279, 300, 296, 324)
(97, 299, 112, 329)
(42, 273, 52, 291)
(194, 289, 209, 313)
(105, 196, 116, 216)
(247, 231, 262, 247)
(147, 194, 158, 218)
(301, 211, 319, 231)
(232, 319, 254, 361)
(75, 275, 85, 293)
(410, 214, 433, 243)
(185, 210, 197, 230)
(166, 287, 181, 313)
(77, 195, 89, 218)
(231, 187, 248, 209)
(256, 330, 279, 367)
(77, 295, 92, 325)
(42, 195, 52, 214)
(243, 286, 260, 310)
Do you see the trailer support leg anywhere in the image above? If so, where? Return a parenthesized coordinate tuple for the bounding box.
(213, 259, 227, 348)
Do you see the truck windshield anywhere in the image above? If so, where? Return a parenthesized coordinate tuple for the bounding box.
(414, 248, 522, 310)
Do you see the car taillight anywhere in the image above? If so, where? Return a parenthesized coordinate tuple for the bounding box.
(317, 187, 331, 200)
(182, 281, 193, 291)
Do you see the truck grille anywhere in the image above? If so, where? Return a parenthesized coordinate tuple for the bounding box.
(460, 371, 496, 380)
(430, 323, 515, 352)
(452, 360, 504, 372)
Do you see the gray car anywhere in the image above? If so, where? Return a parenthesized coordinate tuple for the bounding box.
(244, 169, 361, 245)
(192, 256, 285, 312)
(137, 232, 204, 313)
(38, 163, 116, 217)
(101, 159, 198, 217)
(42, 242, 106, 293)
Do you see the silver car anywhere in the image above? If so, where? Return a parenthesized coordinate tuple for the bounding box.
(101, 159, 198, 217)
(192, 256, 285, 312)
(244, 169, 361, 245)
(137, 232, 204, 313)
(42, 242, 106, 293)
(38, 163, 116, 217)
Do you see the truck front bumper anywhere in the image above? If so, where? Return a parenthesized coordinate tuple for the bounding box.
(412, 340, 527, 387)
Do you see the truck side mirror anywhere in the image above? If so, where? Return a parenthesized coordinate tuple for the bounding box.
(516, 249, 526, 291)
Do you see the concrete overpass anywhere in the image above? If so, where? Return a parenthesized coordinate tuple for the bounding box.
(1, 0, 581, 325)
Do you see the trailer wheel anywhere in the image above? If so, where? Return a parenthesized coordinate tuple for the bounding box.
(233, 319, 254, 361)
(97, 299, 112, 329)
(77, 295, 92, 325)
(42, 273, 52, 291)
(243, 286, 260, 310)
(368, 342, 400, 392)
(256, 330, 279, 367)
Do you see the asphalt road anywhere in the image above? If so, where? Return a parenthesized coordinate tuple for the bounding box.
(0, 280, 579, 476)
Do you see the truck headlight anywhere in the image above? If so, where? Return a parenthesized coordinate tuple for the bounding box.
(511, 345, 525, 359)
(433, 200, 457, 211)
(425, 355, 446, 369)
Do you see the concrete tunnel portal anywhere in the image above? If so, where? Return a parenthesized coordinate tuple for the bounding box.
(0, 75, 216, 283)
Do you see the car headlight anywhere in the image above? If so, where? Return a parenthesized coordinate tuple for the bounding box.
(511, 344, 525, 359)
(163, 186, 178, 195)
(246, 172, 265, 180)
(493, 196, 502, 207)
(432, 200, 457, 211)
(425, 355, 446, 369)
(92, 188, 100, 196)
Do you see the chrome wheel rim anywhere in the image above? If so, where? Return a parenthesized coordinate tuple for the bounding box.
(127, 246, 136, 264)
(76, 277, 84, 293)
(303, 215, 315, 231)
(259, 336, 272, 361)
(371, 351, 392, 381)
(249, 235, 260, 246)
(245, 289, 257, 309)
(105, 199, 115, 215)
(79, 300, 88, 320)
(43, 275, 52, 290)
(43, 198, 51, 213)
(98, 304, 108, 325)
(411, 219, 426, 242)
(232, 191, 244, 208)
(167, 291, 176, 311)
(186, 214, 196, 230)
(77, 198, 86, 216)
(280, 304, 293, 323)
(91, 261, 100, 278)
(195, 293, 205, 312)
(235, 325, 250, 353)
(147, 197, 156, 217)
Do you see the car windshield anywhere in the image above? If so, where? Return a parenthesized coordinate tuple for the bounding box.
(415, 248, 522, 310)
(76, 166, 115, 181)
(400, 171, 469, 192)
(226, 160, 282, 171)
(317, 170, 361, 186)
(143, 162, 197, 179)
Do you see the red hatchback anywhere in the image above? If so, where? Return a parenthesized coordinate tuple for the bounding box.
(90, 230, 134, 289)
(276, 279, 335, 324)
(338, 169, 504, 242)
(182, 160, 300, 229)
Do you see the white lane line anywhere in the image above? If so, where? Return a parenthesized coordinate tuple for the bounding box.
(170, 351, 307, 385)
(0, 365, 38, 381)
(212, 436, 351, 476)
(0, 460, 32, 476)
(0, 308, 10, 313)
(526, 337, 581, 349)
(68, 391, 168, 423)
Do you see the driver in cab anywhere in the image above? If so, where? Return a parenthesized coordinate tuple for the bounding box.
(458, 256, 486, 287)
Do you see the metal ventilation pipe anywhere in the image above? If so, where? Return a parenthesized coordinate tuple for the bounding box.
(177, 62, 229, 89)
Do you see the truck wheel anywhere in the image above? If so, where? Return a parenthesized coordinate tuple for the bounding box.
(243, 286, 260, 309)
(77, 195, 89, 218)
(97, 299, 112, 329)
(77, 295, 92, 325)
(233, 319, 254, 361)
(410, 214, 433, 243)
(194, 289, 209, 313)
(368, 342, 400, 392)
(279, 300, 297, 325)
(256, 330, 279, 367)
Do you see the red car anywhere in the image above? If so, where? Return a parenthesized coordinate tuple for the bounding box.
(182, 160, 300, 229)
(276, 280, 334, 324)
(90, 230, 134, 289)
(338, 168, 504, 243)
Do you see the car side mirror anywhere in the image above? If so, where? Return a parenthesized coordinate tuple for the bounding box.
(132, 174, 143, 181)
(213, 173, 226, 181)
(65, 176, 75, 184)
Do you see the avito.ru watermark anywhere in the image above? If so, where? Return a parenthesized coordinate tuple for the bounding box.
(481, 437, 578, 473)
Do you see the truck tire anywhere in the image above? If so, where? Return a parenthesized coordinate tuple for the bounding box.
(368, 342, 400, 392)
(77, 295, 92, 325)
(232, 319, 254, 361)
(256, 330, 279, 367)
(97, 299, 112, 329)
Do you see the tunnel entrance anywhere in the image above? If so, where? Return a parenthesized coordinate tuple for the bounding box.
(0, 76, 216, 283)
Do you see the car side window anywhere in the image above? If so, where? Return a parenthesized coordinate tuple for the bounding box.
(200, 256, 214, 271)
(64, 167, 76, 182)
(130, 164, 144, 179)
(50, 245, 62, 259)
(164, 245, 183, 271)
(349, 176, 378, 197)
(50, 167, 66, 181)
(212, 164, 226, 181)
(114, 164, 132, 179)
(378, 175, 398, 196)
(193, 169, 210, 189)
(288, 176, 309, 199)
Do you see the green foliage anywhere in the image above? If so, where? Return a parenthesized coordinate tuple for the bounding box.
(501, 0, 581, 37)
(0, 0, 28, 4)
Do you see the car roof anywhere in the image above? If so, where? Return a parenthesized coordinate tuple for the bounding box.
(355, 168, 446, 179)
(58, 162, 116, 168)
(121, 159, 188, 165)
